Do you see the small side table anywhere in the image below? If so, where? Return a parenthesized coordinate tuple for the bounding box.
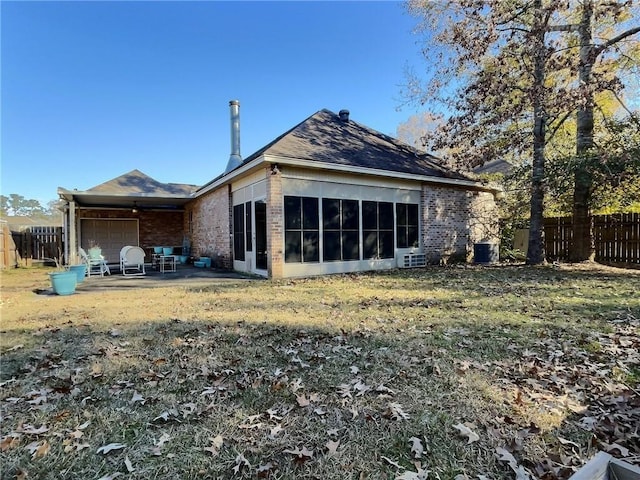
(159, 255, 177, 273)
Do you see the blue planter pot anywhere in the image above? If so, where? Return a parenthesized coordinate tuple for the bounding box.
(163, 247, 174, 255)
(49, 271, 77, 296)
(153, 246, 163, 254)
(69, 264, 87, 283)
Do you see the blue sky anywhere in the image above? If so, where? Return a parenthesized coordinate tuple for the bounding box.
(1, 1, 426, 205)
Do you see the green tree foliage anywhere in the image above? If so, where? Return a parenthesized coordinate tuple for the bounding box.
(0, 194, 63, 222)
(404, 0, 639, 263)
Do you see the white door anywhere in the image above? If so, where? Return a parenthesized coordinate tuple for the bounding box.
(80, 219, 139, 263)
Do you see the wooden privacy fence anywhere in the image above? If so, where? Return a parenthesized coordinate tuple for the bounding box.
(544, 213, 640, 264)
(11, 226, 63, 265)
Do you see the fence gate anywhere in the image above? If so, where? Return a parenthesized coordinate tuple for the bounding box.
(12, 226, 63, 265)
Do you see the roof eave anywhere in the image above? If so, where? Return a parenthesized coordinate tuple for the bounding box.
(263, 155, 502, 194)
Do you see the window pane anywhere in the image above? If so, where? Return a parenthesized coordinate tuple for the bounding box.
(285, 231, 301, 263)
(379, 231, 394, 258)
(408, 227, 419, 247)
(342, 231, 359, 260)
(303, 197, 319, 229)
(363, 231, 378, 259)
(408, 204, 419, 226)
(397, 228, 407, 248)
(233, 204, 245, 260)
(342, 200, 359, 230)
(323, 198, 340, 230)
(245, 202, 252, 252)
(396, 203, 407, 226)
(379, 202, 394, 230)
(323, 231, 341, 261)
(303, 232, 319, 262)
(284, 196, 301, 230)
(234, 236, 245, 261)
(362, 201, 377, 230)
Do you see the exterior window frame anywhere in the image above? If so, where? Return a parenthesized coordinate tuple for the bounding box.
(284, 196, 319, 264)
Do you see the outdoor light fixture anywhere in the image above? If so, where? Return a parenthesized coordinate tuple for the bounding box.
(132, 202, 138, 213)
(271, 163, 280, 175)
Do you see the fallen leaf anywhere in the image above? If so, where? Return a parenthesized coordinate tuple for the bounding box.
(257, 462, 275, 478)
(296, 394, 310, 407)
(233, 453, 251, 474)
(203, 435, 224, 456)
(17, 425, 48, 435)
(495, 446, 518, 469)
(270, 424, 284, 437)
(381, 455, 402, 469)
(96, 443, 126, 454)
(326, 439, 340, 456)
(130, 391, 145, 404)
(284, 446, 314, 463)
(385, 402, 410, 421)
(453, 423, 479, 444)
(409, 437, 424, 459)
(124, 455, 135, 473)
(1, 435, 20, 451)
(16, 468, 28, 480)
(32, 440, 50, 459)
(602, 442, 629, 457)
(395, 468, 429, 480)
(156, 432, 171, 448)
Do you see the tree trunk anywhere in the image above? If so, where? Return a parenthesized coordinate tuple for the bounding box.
(527, 0, 547, 265)
(571, 0, 596, 262)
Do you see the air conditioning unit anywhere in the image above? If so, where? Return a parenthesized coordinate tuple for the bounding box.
(397, 252, 427, 268)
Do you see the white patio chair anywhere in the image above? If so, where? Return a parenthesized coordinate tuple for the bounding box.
(121, 246, 146, 276)
(119, 246, 134, 272)
(80, 247, 110, 277)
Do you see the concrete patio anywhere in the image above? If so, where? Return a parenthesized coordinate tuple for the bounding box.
(38, 264, 256, 295)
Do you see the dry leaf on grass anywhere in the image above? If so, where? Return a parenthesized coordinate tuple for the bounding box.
(124, 455, 135, 473)
(96, 443, 126, 454)
(381, 455, 402, 469)
(1, 435, 21, 451)
(385, 402, 410, 421)
(284, 446, 314, 463)
(395, 467, 429, 480)
(233, 453, 251, 474)
(325, 439, 340, 456)
(453, 423, 479, 444)
(409, 437, 424, 458)
(30, 440, 50, 459)
(203, 435, 224, 456)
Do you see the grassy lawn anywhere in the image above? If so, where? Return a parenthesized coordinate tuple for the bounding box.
(1, 264, 638, 480)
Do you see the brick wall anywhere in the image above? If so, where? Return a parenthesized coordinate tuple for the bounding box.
(421, 185, 498, 263)
(185, 186, 232, 269)
(266, 166, 284, 278)
(78, 209, 184, 251)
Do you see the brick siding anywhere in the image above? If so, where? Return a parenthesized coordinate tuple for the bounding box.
(421, 185, 498, 263)
(185, 186, 232, 269)
(78, 209, 184, 254)
(266, 166, 284, 278)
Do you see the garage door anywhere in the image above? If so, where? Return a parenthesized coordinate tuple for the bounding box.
(80, 219, 139, 264)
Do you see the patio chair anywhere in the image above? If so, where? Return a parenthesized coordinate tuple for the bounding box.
(80, 247, 110, 277)
(121, 246, 146, 276)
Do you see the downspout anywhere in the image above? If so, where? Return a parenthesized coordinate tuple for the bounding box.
(68, 201, 77, 264)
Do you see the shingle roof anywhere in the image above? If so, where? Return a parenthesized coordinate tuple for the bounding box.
(240, 109, 470, 180)
(87, 169, 198, 196)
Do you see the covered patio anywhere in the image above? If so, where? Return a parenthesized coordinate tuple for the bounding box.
(37, 263, 253, 295)
(58, 170, 198, 265)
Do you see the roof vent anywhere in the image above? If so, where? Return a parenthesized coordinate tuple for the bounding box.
(338, 109, 350, 121)
(224, 100, 242, 174)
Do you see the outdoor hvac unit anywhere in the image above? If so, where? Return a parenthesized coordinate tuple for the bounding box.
(397, 253, 427, 268)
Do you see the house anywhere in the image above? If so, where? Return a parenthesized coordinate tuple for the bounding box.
(58, 102, 501, 278)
